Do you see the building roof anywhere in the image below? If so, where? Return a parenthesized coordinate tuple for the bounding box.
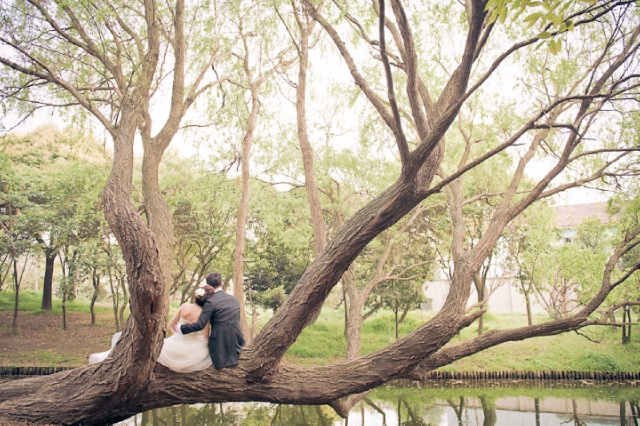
(552, 202, 611, 229)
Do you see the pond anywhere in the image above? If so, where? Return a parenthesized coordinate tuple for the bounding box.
(111, 380, 640, 426)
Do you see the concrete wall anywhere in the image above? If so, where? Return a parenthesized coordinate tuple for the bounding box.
(423, 278, 548, 315)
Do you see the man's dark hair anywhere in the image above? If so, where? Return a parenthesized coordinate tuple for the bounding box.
(205, 272, 222, 288)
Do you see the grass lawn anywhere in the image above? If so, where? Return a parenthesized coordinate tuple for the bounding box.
(286, 308, 640, 372)
(2, 290, 639, 371)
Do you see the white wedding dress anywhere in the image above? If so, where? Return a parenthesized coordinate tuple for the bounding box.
(89, 319, 212, 373)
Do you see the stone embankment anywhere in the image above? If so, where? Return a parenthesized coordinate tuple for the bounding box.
(2, 366, 640, 381)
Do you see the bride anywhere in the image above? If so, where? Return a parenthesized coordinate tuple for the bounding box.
(89, 286, 213, 373)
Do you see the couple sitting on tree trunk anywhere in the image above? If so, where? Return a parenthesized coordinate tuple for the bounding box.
(89, 272, 246, 372)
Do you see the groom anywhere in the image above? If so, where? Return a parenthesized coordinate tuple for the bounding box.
(177, 272, 245, 368)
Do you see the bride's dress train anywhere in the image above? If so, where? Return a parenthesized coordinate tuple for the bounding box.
(89, 318, 212, 372)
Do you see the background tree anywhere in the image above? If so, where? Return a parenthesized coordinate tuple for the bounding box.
(0, 154, 32, 333)
(224, 1, 297, 338)
(502, 201, 556, 326)
(163, 154, 237, 302)
(244, 182, 312, 333)
(376, 278, 428, 340)
(0, 126, 109, 310)
(1, 1, 640, 424)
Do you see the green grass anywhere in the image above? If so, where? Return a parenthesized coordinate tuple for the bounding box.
(286, 310, 347, 365)
(284, 308, 640, 372)
(0, 350, 82, 367)
(0, 290, 113, 315)
(3, 289, 639, 372)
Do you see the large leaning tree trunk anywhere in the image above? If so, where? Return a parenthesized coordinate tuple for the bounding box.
(1, 0, 640, 424)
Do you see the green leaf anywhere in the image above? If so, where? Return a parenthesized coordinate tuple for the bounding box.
(499, 7, 508, 23)
(523, 11, 544, 27)
(538, 31, 553, 39)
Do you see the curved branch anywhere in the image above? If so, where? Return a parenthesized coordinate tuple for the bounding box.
(379, 0, 410, 165)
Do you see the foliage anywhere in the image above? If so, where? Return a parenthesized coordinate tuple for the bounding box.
(250, 286, 286, 312)
(374, 279, 428, 336)
(163, 154, 238, 300)
(245, 184, 312, 309)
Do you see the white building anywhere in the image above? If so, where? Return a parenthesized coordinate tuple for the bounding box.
(423, 202, 611, 314)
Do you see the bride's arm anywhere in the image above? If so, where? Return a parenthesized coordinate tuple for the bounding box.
(203, 322, 210, 339)
(168, 305, 183, 333)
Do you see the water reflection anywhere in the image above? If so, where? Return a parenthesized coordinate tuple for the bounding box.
(112, 380, 639, 426)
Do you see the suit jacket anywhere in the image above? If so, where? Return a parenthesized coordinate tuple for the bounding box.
(181, 290, 245, 368)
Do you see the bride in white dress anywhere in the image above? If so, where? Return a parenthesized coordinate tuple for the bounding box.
(89, 287, 213, 373)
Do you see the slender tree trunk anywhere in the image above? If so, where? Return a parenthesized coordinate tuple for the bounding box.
(90, 272, 99, 325)
(294, 6, 328, 326)
(11, 255, 19, 334)
(62, 295, 68, 331)
(41, 250, 55, 311)
(398, 305, 411, 324)
(525, 290, 533, 326)
(233, 138, 251, 338)
(342, 282, 348, 338)
(59, 252, 68, 331)
(108, 265, 120, 332)
(394, 301, 399, 340)
(295, 7, 327, 257)
(345, 296, 363, 360)
(232, 60, 261, 339)
(473, 270, 485, 336)
(343, 265, 364, 359)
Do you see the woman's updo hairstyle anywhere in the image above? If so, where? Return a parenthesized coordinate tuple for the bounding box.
(194, 288, 206, 306)
(194, 285, 215, 306)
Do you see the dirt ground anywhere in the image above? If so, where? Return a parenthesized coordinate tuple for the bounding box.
(0, 310, 117, 367)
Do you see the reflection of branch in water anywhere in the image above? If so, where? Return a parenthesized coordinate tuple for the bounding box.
(561, 400, 587, 426)
(314, 405, 330, 426)
(329, 391, 371, 418)
(363, 397, 387, 426)
(401, 398, 429, 426)
(479, 395, 497, 426)
(270, 405, 281, 426)
(630, 399, 639, 426)
(446, 397, 465, 426)
(299, 405, 307, 424)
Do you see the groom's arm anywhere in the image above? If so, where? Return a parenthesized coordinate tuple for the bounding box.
(181, 300, 213, 335)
